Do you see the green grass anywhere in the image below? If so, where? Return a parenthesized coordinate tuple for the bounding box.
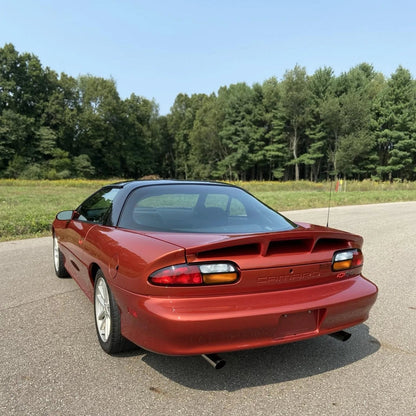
(256, 189, 416, 211)
(239, 179, 416, 210)
(1, 179, 415, 241)
(0, 180, 106, 241)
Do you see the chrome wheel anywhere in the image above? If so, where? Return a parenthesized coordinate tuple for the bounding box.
(53, 234, 69, 278)
(93, 269, 132, 353)
(95, 276, 111, 342)
(53, 236, 60, 272)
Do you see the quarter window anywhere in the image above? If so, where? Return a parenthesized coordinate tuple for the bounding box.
(77, 187, 120, 224)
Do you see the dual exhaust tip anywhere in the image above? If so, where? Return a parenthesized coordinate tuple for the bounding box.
(201, 330, 351, 370)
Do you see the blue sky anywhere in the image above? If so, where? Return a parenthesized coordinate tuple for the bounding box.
(1, 0, 415, 114)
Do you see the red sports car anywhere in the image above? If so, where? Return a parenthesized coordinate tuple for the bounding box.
(52, 180, 377, 368)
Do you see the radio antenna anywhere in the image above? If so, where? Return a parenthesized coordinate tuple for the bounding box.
(326, 176, 334, 227)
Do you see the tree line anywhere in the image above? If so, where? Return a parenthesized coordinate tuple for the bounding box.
(1, 43, 416, 181)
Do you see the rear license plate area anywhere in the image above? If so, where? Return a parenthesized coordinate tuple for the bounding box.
(275, 309, 321, 338)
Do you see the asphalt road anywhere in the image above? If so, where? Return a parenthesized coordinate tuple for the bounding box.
(1, 202, 415, 416)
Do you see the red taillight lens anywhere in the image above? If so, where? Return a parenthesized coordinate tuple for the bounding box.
(149, 265, 202, 285)
(332, 249, 363, 271)
(149, 263, 239, 286)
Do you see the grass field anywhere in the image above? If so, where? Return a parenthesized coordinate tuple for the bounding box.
(1, 179, 416, 241)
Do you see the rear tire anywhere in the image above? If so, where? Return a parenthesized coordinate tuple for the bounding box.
(94, 270, 131, 354)
(53, 235, 70, 278)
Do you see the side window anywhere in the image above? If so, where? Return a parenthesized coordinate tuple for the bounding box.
(77, 187, 120, 224)
(229, 198, 247, 216)
(204, 194, 228, 210)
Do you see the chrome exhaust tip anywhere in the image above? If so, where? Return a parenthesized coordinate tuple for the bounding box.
(202, 353, 226, 369)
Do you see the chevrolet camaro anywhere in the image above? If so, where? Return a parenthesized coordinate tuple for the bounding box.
(52, 180, 378, 368)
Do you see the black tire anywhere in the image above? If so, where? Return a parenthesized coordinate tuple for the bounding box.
(94, 270, 131, 354)
(53, 235, 70, 278)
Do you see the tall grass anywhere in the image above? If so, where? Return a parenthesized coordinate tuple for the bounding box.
(236, 180, 416, 210)
(236, 179, 416, 193)
(0, 180, 102, 240)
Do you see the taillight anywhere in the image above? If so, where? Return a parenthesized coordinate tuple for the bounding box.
(149, 262, 239, 286)
(332, 249, 363, 271)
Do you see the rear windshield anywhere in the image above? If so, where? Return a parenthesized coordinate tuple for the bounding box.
(118, 184, 295, 233)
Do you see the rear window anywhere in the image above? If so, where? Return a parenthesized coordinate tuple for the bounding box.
(118, 184, 295, 233)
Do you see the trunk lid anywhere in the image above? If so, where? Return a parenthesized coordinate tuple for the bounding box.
(143, 223, 363, 294)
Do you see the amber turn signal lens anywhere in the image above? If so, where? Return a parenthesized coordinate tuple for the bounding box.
(203, 273, 238, 284)
(333, 260, 352, 271)
(332, 249, 363, 272)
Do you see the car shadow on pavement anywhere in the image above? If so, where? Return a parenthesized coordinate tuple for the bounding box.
(139, 324, 380, 391)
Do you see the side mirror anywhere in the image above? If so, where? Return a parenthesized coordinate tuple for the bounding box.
(56, 210, 77, 221)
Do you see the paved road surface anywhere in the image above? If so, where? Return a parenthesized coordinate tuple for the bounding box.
(1, 202, 415, 415)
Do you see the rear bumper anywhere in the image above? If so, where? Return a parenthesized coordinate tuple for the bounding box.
(113, 275, 378, 355)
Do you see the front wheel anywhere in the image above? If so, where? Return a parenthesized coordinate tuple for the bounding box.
(94, 270, 131, 354)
